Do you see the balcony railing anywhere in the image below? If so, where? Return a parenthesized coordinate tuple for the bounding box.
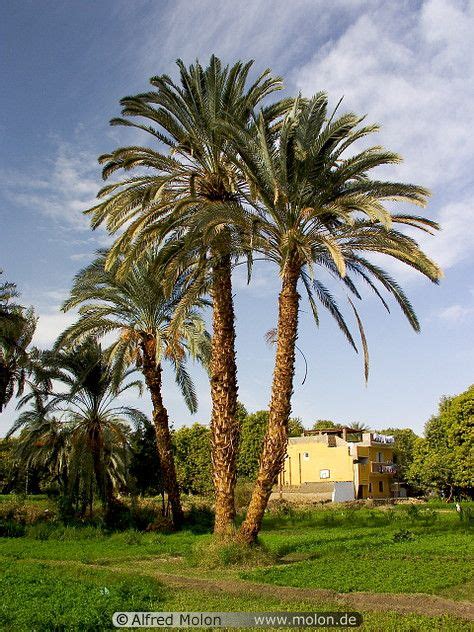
(371, 461, 397, 475)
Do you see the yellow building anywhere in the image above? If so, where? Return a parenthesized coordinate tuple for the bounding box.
(278, 428, 397, 501)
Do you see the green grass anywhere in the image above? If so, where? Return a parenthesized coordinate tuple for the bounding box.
(0, 502, 472, 630)
(242, 507, 474, 595)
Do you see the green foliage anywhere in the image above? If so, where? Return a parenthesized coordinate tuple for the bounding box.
(129, 418, 163, 497)
(406, 385, 474, 497)
(237, 410, 268, 479)
(0, 273, 37, 412)
(237, 410, 304, 480)
(392, 528, 415, 542)
(173, 424, 212, 495)
(312, 419, 340, 430)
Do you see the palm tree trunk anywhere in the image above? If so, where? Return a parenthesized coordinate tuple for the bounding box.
(210, 251, 239, 536)
(141, 339, 184, 529)
(239, 257, 300, 544)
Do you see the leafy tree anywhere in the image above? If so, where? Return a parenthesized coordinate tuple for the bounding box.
(238, 411, 304, 479)
(407, 386, 474, 499)
(57, 249, 210, 528)
(0, 438, 23, 493)
(237, 411, 268, 480)
(229, 94, 442, 543)
(129, 417, 164, 497)
(173, 424, 213, 496)
(312, 420, 340, 430)
(288, 416, 305, 437)
(85, 56, 287, 535)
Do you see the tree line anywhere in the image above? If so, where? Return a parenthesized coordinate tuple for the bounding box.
(1, 55, 455, 543)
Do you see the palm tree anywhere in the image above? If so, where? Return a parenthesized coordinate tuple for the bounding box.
(56, 249, 210, 527)
(225, 94, 442, 543)
(0, 303, 36, 413)
(25, 338, 145, 513)
(84, 56, 288, 535)
(7, 397, 69, 492)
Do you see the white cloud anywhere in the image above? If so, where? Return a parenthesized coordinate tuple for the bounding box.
(1, 139, 103, 232)
(296, 0, 474, 188)
(437, 304, 474, 323)
(295, 0, 474, 278)
(33, 311, 76, 348)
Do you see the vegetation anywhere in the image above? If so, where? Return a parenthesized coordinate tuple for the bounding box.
(7, 339, 146, 516)
(407, 385, 474, 499)
(0, 502, 472, 630)
(0, 272, 37, 412)
(57, 248, 210, 527)
(229, 94, 442, 543)
(84, 57, 287, 536)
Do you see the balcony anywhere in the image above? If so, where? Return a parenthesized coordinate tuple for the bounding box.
(363, 432, 396, 446)
(371, 461, 397, 475)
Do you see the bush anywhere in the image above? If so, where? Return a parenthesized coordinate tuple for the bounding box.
(184, 503, 214, 534)
(193, 539, 276, 568)
(0, 518, 25, 538)
(392, 529, 415, 542)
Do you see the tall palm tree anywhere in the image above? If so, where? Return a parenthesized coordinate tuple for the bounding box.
(18, 337, 144, 511)
(56, 249, 210, 527)
(84, 56, 288, 534)
(225, 94, 442, 543)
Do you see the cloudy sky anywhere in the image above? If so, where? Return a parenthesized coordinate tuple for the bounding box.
(1, 0, 473, 435)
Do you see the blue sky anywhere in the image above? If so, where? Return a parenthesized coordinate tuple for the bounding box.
(1, 0, 473, 436)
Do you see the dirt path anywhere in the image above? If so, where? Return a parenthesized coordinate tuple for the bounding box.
(148, 570, 474, 621)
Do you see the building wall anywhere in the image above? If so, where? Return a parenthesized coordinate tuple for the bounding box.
(355, 444, 394, 499)
(281, 438, 395, 499)
(282, 440, 353, 486)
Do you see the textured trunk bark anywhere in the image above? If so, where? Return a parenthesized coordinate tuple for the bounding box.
(210, 252, 239, 536)
(141, 338, 184, 529)
(239, 257, 301, 544)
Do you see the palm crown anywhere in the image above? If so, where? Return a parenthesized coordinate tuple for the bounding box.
(57, 249, 210, 413)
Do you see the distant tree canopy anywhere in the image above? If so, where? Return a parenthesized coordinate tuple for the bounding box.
(406, 385, 474, 499)
(172, 405, 306, 493)
(172, 423, 213, 495)
(312, 420, 340, 430)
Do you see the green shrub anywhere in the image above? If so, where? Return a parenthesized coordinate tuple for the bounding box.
(392, 529, 415, 542)
(0, 518, 25, 538)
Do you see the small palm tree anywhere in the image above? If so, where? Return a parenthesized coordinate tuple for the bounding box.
(8, 397, 69, 492)
(56, 249, 210, 527)
(226, 94, 442, 543)
(84, 56, 288, 535)
(21, 338, 145, 513)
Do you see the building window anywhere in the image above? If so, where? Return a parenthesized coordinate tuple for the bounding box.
(303, 452, 309, 460)
(368, 483, 372, 493)
(379, 481, 384, 493)
(320, 469, 330, 479)
(377, 452, 383, 462)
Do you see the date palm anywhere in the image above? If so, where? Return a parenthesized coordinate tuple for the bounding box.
(85, 56, 287, 534)
(226, 94, 442, 543)
(0, 304, 36, 413)
(56, 249, 210, 527)
(25, 338, 145, 513)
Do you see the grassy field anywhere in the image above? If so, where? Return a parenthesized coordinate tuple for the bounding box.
(0, 499, 473, 630)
